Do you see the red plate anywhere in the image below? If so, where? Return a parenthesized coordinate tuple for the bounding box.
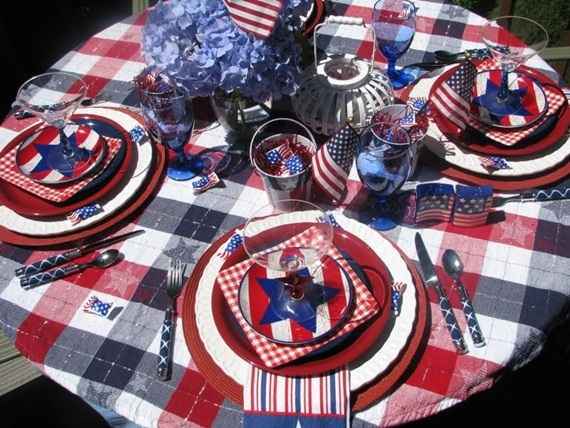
(0, 113, 134, 218)
(430, 65, 569, 157)
(0, 109, 166, 248)
(210, 226, 391, 376)
(182, 224, 430, 410)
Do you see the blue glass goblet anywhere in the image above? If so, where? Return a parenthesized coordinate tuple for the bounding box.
(373, 0, 417, 89)
(356, 123, 412, 230)
(140, 90, 202, 181)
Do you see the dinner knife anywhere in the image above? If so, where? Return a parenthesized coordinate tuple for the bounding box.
(414, 233, 468, 354)
(15, 229, 144, 278)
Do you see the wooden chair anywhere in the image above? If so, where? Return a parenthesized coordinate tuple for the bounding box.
(0, 332, 40, 396)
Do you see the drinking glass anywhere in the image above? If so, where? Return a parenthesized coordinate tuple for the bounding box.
(15, 72, 92, 174)
(140, 88, 202, 181)
(242, 200, 334, 319)
(478, 16, 549, 119)
(373, 0, 417, 89)
(356, 122, 412, 230)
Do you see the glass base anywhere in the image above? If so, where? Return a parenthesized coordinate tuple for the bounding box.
(166, 155, 202, 181)
(364, 192, 414, 231)
(388, 67, 418, 90)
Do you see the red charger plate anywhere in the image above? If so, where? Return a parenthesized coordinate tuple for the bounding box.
(430, 64, 569, 157)
(210, 226, 391, 376)
(0, 108, 166, 248)
(0, 113, 135, 218)
(182, 224, 430, 411)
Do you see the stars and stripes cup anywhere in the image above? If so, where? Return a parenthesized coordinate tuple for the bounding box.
(249, 118, 317, 209)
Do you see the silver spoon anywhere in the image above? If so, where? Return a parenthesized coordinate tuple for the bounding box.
(20, 249, 121, 289)
(442, 249, 486, 347)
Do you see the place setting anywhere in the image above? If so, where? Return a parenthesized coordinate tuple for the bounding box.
(0, 71, 166, 246)
(408, 15, 570, 191)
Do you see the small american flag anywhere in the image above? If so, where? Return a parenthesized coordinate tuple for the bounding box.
(452, 185, 493, 227)
(415, 183, 455, 224)
(220, 233, 243, 258)
(391, 281, 407, 317)
(191, 172, 220, 194)
(129, 126, 146, 145)
(285, 153, 305, 175)
(83, 295, 113, 317)
(312, 124, 359, 202)
(408, 97, 428, 113)
(265, 143, 292, 165)
(431, 61, 478, 134)
(479, 156, 511, 171)
(67, 203, 103, 225)
(319, 212, 340, 228)
(223, 0, 284, 39)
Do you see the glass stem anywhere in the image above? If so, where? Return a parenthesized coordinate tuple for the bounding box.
(387, 58, 398, 78)
(497, 69, 510, 103)
(175, 145, 187, 165)
(59, 127, 74, 158)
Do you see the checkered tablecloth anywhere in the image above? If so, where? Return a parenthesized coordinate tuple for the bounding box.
(1, 1, 569, 427)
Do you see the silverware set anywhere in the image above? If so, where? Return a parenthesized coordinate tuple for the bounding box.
(14, 230, 144, 289)
(158, 259, 186, 381)
(415, 233, 485, 353)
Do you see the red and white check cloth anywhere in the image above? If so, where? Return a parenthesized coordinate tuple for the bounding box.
(466, 59, 568, 146)
(217, 227, 379, 368)
(0, 136, 122, 202)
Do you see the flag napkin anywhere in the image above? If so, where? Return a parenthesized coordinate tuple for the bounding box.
(312, 124, 359, 203)
(0, 136, 122, 203)
(224, 0, 284, 39)
(452, 185, 493, 227)
(243, 366, 350, 428)
(415, 183, 456, 224)
(217, 227, 378, 368)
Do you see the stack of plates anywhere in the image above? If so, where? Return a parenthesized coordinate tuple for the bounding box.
(416, 63, 570, 191)
(182, 213, 430, 410)
(0, 105, 166, 246)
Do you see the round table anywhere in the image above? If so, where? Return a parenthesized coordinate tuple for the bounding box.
(1, 1, 569, 427)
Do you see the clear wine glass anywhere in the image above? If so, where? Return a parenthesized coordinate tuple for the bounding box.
(15, 72, 92, 174)
(373, 0, 417, 89)
(242, 199, 334, 321)
(478, 16, 549, 119)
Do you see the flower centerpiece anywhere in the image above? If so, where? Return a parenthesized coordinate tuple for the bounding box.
(141, 0, 312, 136)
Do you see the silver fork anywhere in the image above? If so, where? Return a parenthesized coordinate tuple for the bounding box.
(157, 259, 185, 381)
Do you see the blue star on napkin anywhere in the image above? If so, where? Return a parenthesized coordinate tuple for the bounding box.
(257, 268, 339, 333)
(473, 78, 530, 122)
(34, 133, 90, 176)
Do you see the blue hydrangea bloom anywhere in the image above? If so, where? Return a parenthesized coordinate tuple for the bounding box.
(142, 0, 311, 103)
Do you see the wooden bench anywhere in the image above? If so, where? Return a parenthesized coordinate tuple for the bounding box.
(0, 332, 40, 396)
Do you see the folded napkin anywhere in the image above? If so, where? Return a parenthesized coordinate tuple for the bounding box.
(0, 134, 122, 203)
(243, 366, 350, 428)
(432, 58, 567, 147)
(217, 226, 379, 368)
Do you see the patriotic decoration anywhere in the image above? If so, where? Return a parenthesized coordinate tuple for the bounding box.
(452, 185, 493, 227)
(242, 257, 348, 342)
(0, 137, 122, 203)
(16, 124, 106, 184)
(219, 232, 243, 258)
(312, 125, 359, 202)
(415, 183, 455, 224)
(431, 61, 478, 134)
(67, 203, 103, 226)
(129, 126, 147, 145)
(83, 295, 113, 318)
(479, 156, 511, 172)
(217, 226, 378, 368)
(191, 172, 220, 194)
(319, 212, 340, 228)
(265, 143, 293, 166)
(243, 366, 350, 428)
(223, 0, 285, 39)
(471, 70, 546, 128)
(255, 136, 312, 177)
(408, 97, 428, 113)
(391, 281, 407, 317)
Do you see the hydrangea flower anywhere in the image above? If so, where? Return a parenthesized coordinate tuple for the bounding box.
(142, 0, 311, 103)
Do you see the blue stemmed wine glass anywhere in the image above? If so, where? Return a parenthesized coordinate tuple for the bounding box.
(139, 86, 203, 181)
(356, 122, 413, 230)
(373, 0, 417, 89)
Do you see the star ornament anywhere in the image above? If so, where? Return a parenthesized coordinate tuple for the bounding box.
(257, 268, 339, 333)
(473, 78, 530, 122)
(33, 132, 91, 176)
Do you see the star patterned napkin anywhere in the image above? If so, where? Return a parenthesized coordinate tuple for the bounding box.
(0, 136, 122, 202)
(217, 226, 379, 368)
